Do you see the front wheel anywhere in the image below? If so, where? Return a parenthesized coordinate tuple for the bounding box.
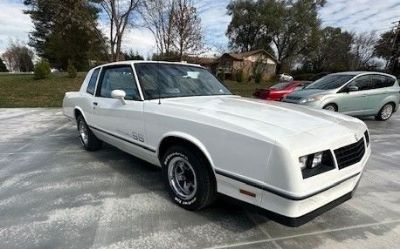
(162, 146, 216, 210)
(323, 104, 338, 112)
(77, 115, 102, 151)
(375, 103, 394, 121)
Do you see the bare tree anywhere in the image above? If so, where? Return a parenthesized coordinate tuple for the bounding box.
(141, 0, 175, 56)
(351, 32, 377, 70)
(171, 0, 203, 60)
(2, 41, 34, 72)
(142, 0, 203, 60)
(98, 0, 140, 61)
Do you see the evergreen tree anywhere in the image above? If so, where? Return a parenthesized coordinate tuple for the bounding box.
(24, 0, 108, 70)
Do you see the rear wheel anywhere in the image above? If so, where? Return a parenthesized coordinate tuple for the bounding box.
(323, 104, 338, 112)
(375, 103, 394, 121)
(77, 115, 102, 151)
(162, 146, 216, 210)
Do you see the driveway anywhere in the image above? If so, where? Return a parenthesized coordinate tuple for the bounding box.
(0, 108, 399, 249)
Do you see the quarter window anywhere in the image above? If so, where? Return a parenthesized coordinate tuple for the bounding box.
(97, 66, 140, 100)
(87, 68, 100, 95)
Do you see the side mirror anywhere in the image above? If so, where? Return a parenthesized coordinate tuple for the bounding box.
(346, 85, 358, 92)
(111, 90, 126, 105)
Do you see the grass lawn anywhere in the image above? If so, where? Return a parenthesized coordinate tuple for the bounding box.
(0, 73, 85, 108)
(0, 73, 275, 108)
(223, 80, 275, 97)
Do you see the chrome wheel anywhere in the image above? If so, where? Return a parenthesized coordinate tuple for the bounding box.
(78, 121, 89, 145)
(381, 104, 393, 120)
(168, 156, 197, 200)
(324, 105, 336, 112)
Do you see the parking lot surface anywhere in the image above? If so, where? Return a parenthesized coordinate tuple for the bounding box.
(0, 108, 399, 249)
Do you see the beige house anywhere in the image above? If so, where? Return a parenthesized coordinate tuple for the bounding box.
(218, 49, 277, 80)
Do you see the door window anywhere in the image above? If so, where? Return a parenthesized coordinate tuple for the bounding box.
(87, 68, 100, 95)
(350, 75, 372, 91)
(371, 75, 395, 89)
(97, 66, 140, 100)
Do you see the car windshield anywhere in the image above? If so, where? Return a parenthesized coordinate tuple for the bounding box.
(306, 75, 354, 90)
(135, 63, 231, 99)
(270, 82, 291, 90)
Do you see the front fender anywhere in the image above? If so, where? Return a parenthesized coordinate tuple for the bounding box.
(158, 131, 216, 172)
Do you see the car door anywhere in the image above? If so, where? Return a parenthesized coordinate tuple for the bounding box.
(365, 74, 396, 114)
(91, 64, 148, 155)
(336, 75, 371, 115)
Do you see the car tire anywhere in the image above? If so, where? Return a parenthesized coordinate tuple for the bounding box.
(76, 115, 102, 151)
(162, 145, 216, 210)
(375, 103, 394, 121)
(323, 104, 338, 112)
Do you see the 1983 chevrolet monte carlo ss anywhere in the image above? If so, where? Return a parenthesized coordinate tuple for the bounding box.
(63, 61, 371, 226)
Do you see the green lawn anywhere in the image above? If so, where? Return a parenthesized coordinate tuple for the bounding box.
(223, 80, 275, 97)
(0, 73, 85, 108)
(0, 74, 275, 108)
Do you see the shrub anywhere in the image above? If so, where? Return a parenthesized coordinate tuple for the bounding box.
(235, 70, 244, 82)
(33, 59, 51, 80)
(67, 61, 77, 78)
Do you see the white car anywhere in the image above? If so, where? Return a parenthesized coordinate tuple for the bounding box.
(63, 61, 371, 226)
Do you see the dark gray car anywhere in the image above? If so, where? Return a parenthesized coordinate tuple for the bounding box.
(283, 72, 400, 121)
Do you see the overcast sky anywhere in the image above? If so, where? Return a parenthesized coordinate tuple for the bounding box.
(0, 0, 399, 57)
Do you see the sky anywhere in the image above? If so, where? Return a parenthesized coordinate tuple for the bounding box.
(0, 0, 399, 57)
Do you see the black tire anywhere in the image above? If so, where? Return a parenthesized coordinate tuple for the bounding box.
(375, 103, 394, 121)
(76, 115, 102, 151)
(162, 145, 217, 210)
(323, 104, 338, 112)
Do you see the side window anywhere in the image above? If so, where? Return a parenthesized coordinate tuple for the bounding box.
(371, 75, 386, 89)
(351, 75, 372, 91)
(371, 75, 395, 89)
(383, 76, 395, 88)
(97, 66, 140, 101)
(87, 68, 100, 95)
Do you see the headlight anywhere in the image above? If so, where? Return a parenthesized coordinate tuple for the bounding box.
(299, 95, 323, 104)
(299, 150, 334, 179)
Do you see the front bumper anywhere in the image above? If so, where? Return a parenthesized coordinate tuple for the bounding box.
(282, 99, 324, 108)
(257, 145, 370, 226)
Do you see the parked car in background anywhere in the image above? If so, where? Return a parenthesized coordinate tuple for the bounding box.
(63, 61, 370, 226)
(253, 81, 311, 101)
(283, 72, 400, 121)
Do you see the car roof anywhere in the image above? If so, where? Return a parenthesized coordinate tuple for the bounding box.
(98, 60, 203, 68)
(330, 71, 396, 78)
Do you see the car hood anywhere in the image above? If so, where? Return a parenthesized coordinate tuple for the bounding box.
(286, 89, 330, 98)
(162, 96, 366, 147)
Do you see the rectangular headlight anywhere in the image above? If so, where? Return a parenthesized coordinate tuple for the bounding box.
(299, 150, 335, 179)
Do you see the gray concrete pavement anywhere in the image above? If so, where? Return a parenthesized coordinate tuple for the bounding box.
(0, 108, 399, 249)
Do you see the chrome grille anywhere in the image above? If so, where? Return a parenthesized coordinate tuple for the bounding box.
(334, 138, 365, 169)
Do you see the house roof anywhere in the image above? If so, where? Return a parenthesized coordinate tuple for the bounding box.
(187, 56, 218, 65)
(223, 49, 278, 63)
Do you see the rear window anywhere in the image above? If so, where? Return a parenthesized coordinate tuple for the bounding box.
(87, 68, 100, 95)
(270, 82, 291, 90)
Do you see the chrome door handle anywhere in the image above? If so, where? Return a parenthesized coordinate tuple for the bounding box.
(93, 102, 98, 106)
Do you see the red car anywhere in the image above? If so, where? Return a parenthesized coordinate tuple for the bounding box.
(253, 81, 311, 101)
